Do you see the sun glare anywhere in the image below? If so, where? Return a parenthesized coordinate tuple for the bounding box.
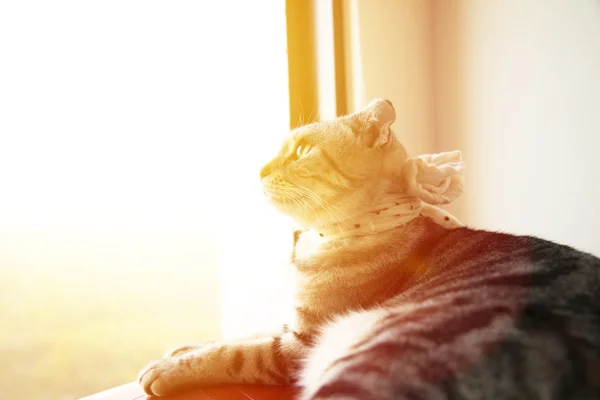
(0, 1, 292, 397)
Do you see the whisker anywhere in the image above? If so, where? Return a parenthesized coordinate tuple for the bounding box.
(306, 107, 318, 125)
(267, 179, 351, 228)
(285, 188, 325, 227)
(295, 184, 348, 217)
(298, 101, 305, 128)
(293, 184, 351, 224)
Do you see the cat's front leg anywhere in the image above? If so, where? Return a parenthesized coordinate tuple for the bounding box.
(138, 331, 310, 396)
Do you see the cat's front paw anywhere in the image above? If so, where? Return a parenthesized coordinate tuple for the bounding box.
(138, 358, 192, 396)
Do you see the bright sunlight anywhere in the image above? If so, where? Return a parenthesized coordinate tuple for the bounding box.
(0, 1, 293, 399)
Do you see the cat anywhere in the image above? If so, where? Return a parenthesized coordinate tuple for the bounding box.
(138, 99, 600, 399)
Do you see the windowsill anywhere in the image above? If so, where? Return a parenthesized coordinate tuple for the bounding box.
(80, 382, 145, 400)
(79, 382, 299, 400)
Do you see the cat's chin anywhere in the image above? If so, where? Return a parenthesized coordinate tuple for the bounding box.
(266, 202, 318, 230)
(267, 200, 300, 219)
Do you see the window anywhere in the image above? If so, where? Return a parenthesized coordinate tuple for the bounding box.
(0, 1, 292, 398)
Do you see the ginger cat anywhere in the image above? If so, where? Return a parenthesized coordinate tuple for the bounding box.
(138, 99, 600, 400)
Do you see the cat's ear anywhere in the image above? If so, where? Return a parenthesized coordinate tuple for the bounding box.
(368, 98, 396, 147)
(353, 98, 396, 147)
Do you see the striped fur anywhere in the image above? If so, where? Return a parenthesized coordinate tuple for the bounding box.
(299, 218, 600, 400)
(138, 99, 600, 398)
(138, 331, 307, 395)
(138, 216, 600, 398)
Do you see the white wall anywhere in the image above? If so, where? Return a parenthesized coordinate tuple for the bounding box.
(461, 0, 600, 255)
(341, 0, 435, 156)
(347, 0, 600, 255)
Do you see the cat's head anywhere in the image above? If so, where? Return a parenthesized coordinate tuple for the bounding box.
(260, 99, 408, 229)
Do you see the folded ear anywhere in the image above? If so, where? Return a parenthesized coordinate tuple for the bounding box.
(352, 98, 396, 147)
(402, 150, 465, 205)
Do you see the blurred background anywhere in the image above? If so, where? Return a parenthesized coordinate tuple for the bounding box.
(0, 1, 599, 399)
